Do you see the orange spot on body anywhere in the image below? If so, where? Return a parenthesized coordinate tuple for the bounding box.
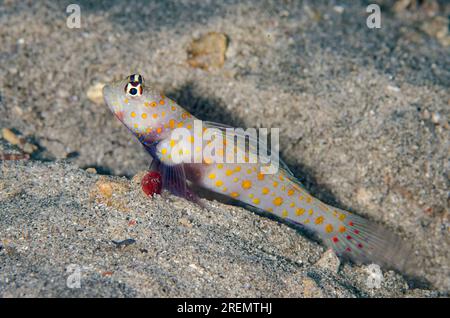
(273, 197, 283, 206)
(315, 216, 324, 225)
(242, 180, 252, 189)
(215, 180, 223, 187)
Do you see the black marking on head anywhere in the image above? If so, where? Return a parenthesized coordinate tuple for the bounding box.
(130, 74, 143, 84)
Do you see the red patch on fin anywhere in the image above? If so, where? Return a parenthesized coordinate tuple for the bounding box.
(141, 171, 162, 196)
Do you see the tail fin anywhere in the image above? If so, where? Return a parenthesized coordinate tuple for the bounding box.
(324, 210, 418, 275)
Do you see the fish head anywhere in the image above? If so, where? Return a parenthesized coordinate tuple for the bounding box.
(103, 73, 161, 134)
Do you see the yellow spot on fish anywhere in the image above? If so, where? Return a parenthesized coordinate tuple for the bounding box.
(156, 128, 162, 134)
(144, 102, 150, 107)
(234, 166, 241, 172)
(339, 213, 346, 221)
(124, 98, 129, 104)
(282, 209, 288, 218)
(325, 224, 334, 233)
(262, 187, 270, 195)
(177, 122, 184, 128)
(230, 192, 239, 198)
(252, 198, 260, 205)
(161, 148, 167, 155)
(146, 128, 152, 133)
(131, 111, 136, 118)
(242, 180, 252, 189)
(152, 113, 158, 119)
(295, 208, 305, 216)
(150, 102, 157, 107)
(315, 216, 324, 224)
(215, 180, 223, 187)
(233, 177, 239, 183)
(225, 169, 233, 176)
(308, 209, 314, 216)
(306, 196, 312, 204)
(273, 197, 283, 206)
(169, 139, 176, 147)
(257, 173, 264, 181)
(287, 189, 295, 196)
(273, 181, 278, 188)
(141, 113, 147, 119)
(289, 202, 295, 208)
(339, 226, 346, 233)
(217, 163, 223, 169)
(247, 169, 252, 174)
(208, 173, 216, 179)
(304, 219, 310, 224)
(159, 99, 165, 105)
(171, 106, 176, 111)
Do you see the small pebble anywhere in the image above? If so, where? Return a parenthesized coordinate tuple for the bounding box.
(187, 32, 228, 70)
(315, 249, 341, 273)
(87, 83, 105, 105)
(431, 112, 440, 125)
(2, 128, 21, 145)
(112, 238, 136, 248)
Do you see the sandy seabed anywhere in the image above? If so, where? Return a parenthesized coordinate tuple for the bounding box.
(0, 0, 449, 297)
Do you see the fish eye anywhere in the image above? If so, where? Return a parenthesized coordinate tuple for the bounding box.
(125, 81, 143, 97)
